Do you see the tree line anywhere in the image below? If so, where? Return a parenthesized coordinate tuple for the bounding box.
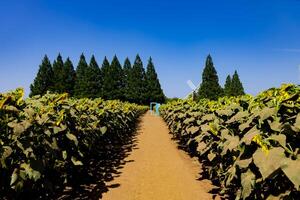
(30, 54, 165, 104)
(197, 54, 245, 100)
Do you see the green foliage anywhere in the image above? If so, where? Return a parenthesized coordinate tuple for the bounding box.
(231, 70, 245, 96)
(30, 55, 54, 97)
(102, 55, 124, 100)
(127, 55, 147, 104)
(52, 53, 65, 94)
(30, 54, 164, 104)
(100, 56, 110, 99)
(123, 57, 133, 101)
(160, 84, 300, 199)
(73, 54, 102, 98)
(86, 55, 102, 98)
(145, 57, 165, 104)
(198, 55, 223, 100)
(63, 57, 76, 95)
(74, 53, 89, 98)
(224, 75, 232, 96)
(0, 88, 147, 198)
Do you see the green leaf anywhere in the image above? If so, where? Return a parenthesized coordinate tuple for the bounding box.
(183, 117, 196, 124)
(236, 158, 252, 169)
(269, 119, 283, 132)
(66, 133, 78, 146)
(241, 170, 255, 199)
(7, 121, 25, 136)
(100, 126, 107, 134)
(197, 142, 207, 152)
(208, 153, 216, 161)
(259, 107, 277, 121)
(227, 111, 248, 123)
(269, 134, 286, 148)
(226, 165, 236, 186)
(62, 151, 67, 160)
(20, 163, 41, 181)
(201, 114, 215, 122)
(281, 159, 300, 189)
(216, 109, 234, 117)
(200, 124, 210, 133)
(186, 126, 200, 134)
(253, 147, 285, 179)
(241, 126, 260, 145)
(239, 119, 252, 132)
(10, 169, 18, 186)
(292, 113, 300, 132)
(1, 146, 12, 168)
(53, 126, 64, 134)
(222, 135, 239, 155)
(71, 156, 83, 166)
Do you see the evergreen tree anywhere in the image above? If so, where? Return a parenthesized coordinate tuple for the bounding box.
(52, 53, 65, 93)
(63, 57, 76, 95)
(231, 70, 245, 96)
(123, 57, 132, 101)
(74, 53, 89, 98)
(100, 57, 110, 99)
(224, 75, 232, 96)
(85, 55, 102, 98)
(145, 57, 165, 104)
(198, 55, 223, 100)
(30, 55, 54, 97)
(129, 55, 147, 104)
(102, 55, 124, 100)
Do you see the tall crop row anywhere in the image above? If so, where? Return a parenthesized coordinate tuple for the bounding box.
(0, 89, 147, 198)
(160, 84, 300, 199)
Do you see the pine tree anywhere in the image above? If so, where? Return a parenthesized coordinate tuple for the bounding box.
(85, 55, 102, 98)
(224, 75, 232, 96)
(231, 70, 245, 96)
(129, 55, 147, 104)
(123, 57, 132, 102)
(30, 55, 54, 97)
(198, 55, 223, 100)
(102, 55, 124, 100)
(101, 57, 110, 99)
(74, 53, 89, 98)
(63, 57, 76, 95)
(52, 53, 65, 93)
(145, 57, 165, 104)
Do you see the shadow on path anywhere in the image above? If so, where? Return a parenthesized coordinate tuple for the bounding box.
(56, 124, 142, 200)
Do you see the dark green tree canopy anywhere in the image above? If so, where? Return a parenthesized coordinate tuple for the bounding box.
(123, 57, 132, 73)
(224, 75, 232, 96)
(123, 57, 132, 101)
(85, 55, 102, 98)
(129, 54, 147, 104)
(198, 55, 223, 100)
(102, 55, 124, 100)
(52, 53, 65, 93)
(145, 57, 165, 103)
(63, 57, 76, 95)
(30, 55, 54, 97)
(30, 54, 165, 104)
(101, 56, 110, 99)
(101, 56, 110, 76)
(231, 70, 245, 96)
(74, 53, 89, 98)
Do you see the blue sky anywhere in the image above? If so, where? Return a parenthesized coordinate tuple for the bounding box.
(0, 0, 299, 98)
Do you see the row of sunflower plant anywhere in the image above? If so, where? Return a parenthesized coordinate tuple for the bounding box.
(0, 88, 147, 198)
(160, 84, 300, 199)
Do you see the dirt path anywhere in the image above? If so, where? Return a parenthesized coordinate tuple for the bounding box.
(101, 113, 214, 200)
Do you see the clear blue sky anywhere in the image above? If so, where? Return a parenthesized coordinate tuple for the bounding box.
(1, 0, 299, 98)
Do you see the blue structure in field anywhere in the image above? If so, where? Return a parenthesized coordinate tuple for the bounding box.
(150, 102, 161, 116)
